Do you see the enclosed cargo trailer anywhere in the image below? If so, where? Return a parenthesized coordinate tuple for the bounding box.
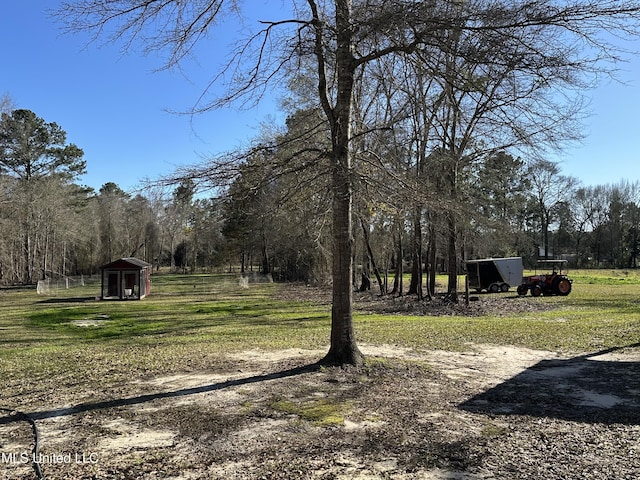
(466, 257, 523, 293)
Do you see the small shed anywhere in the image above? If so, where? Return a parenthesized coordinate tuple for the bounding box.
(100, 257, 151, 300)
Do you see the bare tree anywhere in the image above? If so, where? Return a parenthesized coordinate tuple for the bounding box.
(0, 93, 14, 114)
(526, 160, 580, 259)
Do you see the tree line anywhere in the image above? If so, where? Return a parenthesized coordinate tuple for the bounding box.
(1, 104, 639, 288)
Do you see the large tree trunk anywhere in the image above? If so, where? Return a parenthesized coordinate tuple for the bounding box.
(323, 148, 363, 366)
(321, 0, 363, 367)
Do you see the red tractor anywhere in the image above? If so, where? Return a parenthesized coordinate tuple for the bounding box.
(517, 260, 572, 297)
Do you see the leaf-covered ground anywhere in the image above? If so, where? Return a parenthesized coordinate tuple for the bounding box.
(2, 343, 639, 480)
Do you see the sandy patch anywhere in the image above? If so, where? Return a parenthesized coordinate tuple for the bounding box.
(99, 418, 175, 451)
(227, 348, 326, 363)
(138, 372, 241, 389)
(418, 345, 562, 387)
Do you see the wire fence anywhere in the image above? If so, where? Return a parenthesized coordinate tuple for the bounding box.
(35, 275, 100, 296)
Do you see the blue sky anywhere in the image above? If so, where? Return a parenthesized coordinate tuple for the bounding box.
(2, 1, 639, 193)
(2, 1, 281, 192)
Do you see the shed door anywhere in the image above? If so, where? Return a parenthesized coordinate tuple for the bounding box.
(107, 272, 120, 297)
(124, 272, 137, 297)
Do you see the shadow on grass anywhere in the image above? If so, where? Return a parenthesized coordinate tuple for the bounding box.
(0, 363, 322, 424)
(22, 297, 327, 342)
(37, 297, 98, 304)
(459, 344, 640, 425)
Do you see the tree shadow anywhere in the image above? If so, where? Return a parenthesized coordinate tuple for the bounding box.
(0, 363, 321, 425)
(459, 344, 640, 425)
(37, 297, 97, 304)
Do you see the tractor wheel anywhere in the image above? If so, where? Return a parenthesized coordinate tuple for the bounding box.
(489, 283, 500, 293)
(556, 278, 572, 296)
(517, 285, 528, 296)
(531, 284, 543, 297)
(500, 283, 510, 292)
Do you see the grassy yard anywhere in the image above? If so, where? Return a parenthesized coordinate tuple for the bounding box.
(1, 270, 639, 402)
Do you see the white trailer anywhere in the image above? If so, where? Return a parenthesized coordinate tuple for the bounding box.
(466, 257, 524, 293)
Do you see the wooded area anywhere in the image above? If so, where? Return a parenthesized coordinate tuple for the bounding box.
(2, 105, 640, 289)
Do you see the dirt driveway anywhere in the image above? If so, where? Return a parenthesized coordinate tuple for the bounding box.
(2, 342, 639, 480)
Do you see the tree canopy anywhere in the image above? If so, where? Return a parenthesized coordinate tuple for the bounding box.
(0, 109, 85, 181)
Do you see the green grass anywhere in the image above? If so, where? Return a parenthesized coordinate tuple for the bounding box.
(1, 271, 639, 402)
(533, 268, 640, 285)
(1, 274, 327, 346)
(270, 398, 349, 426)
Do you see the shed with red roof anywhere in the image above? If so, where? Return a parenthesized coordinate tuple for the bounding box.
(100, 257, 151, 300)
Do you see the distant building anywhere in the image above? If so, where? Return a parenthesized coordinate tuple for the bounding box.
(100, 258, 151, 300)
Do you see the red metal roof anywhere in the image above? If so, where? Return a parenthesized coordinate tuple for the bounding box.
(100, 257, 152, 270)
